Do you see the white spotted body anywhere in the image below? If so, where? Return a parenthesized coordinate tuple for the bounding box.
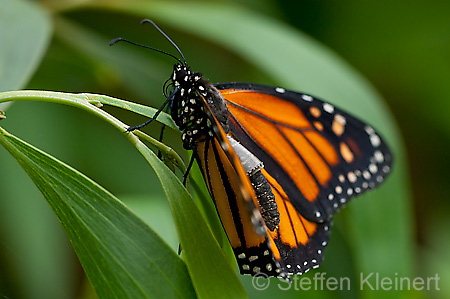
(170, 64, 221, 149)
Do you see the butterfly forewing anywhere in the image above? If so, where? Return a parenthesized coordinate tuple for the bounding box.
(215, 83, 393, 222)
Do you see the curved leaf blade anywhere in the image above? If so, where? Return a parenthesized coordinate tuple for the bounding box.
(132, 136, 248, 298)
(0, 127, 196, 299)
(0, 0, 51, 92)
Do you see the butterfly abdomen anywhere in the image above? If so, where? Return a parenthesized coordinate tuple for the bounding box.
(250, 171, 280, 231)
(227, 135, 280, 231)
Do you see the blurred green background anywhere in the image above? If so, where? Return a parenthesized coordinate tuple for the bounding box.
(0, 0, 448, 298)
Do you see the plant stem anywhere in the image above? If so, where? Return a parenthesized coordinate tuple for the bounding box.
(0, 90, 185, 172)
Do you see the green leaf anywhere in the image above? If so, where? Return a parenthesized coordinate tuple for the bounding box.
(124, 194, 179, 252)
(132, 136, 248, 298)
(0, 0, 51, 92)
(0, 127, 196, 298)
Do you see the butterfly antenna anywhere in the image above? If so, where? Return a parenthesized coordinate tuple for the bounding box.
(140, 19, 187, 65)
(109, 37, 184, 65)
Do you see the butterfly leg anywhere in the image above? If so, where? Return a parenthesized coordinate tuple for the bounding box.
(126, 94, 173, 132)
(156, 105, 172, 159)
(183, 153, 196, 186)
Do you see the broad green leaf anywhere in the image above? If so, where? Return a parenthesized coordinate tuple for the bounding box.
(124, 194, 179, 252)
(0, 0, 51, 92)
(0, 1, 54, 297)
(0, 126, 196, 298)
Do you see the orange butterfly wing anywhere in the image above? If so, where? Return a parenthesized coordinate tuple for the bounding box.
(263, 168, 331, 275)
(216, 83, 393, 223)
(194, 92, 331, 276)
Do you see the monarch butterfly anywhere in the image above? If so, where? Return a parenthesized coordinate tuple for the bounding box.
(111, 19, 393, 279)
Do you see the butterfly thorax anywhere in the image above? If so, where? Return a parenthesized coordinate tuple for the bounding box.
(170, 64, 280, 231)
(170, 64, 229, 149)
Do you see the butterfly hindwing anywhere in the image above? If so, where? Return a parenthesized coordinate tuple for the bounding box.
(195, 93, 332, 277)
(263, 168, 332, 275)
(215, 83, 393, 222)
(193, 102, 287, 277)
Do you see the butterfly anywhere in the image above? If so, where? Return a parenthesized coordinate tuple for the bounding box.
(111, 19, 393, 279)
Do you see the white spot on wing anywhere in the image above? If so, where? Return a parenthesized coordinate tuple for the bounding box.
(249, 256, 258, 262)
(348, 172, 357, 183)
(275, 87, 285, 93)
(365, 126, 375, 135)
(302, 94, 313, 102)
(370, 134, 381, 147)
(323, 103, 334, 113)
(374, 150, 384, 163)
(335, 114, 346, 125)
(369, 164, 378, 174)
